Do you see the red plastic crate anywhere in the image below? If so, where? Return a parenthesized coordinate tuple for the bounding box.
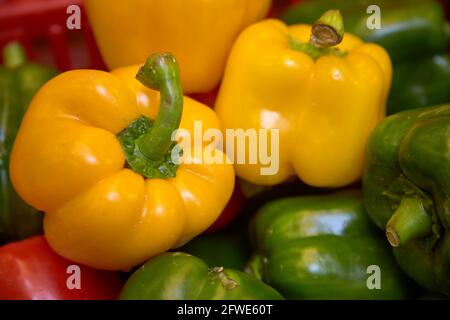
(0, 0, 105, 71)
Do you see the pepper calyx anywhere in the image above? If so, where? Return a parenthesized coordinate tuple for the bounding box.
(117, 53, 183, 179)
(209, 267, 238, 290)
(117, 115, 180, 179)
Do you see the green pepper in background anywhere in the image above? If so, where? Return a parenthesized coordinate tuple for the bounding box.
(281, 0, 450, 114)
(363, 104, 450, 297)
(389, 53, 450, 114)
(248, 191, 415, 300)
(179, 180, 331, 272)
(282, 0, 450, 60)
(179, 231, 249, 270)
(0, 42, 58, 244)
(119, 252, 284, 300)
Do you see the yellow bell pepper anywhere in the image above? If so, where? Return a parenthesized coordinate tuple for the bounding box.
(84, 0, 272, 94)
(10, 53, 235, 270)
(215, 11, 392, 187)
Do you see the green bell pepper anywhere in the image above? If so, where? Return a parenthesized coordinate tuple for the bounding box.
(119, 252, 284, 300)
(0, 42, 57, 243)
(179, 231, 249, 270)
(388, 53, 450, 114)
(363, 103, 450, 297)
(281, 0, 450, 114)
(248, 191, 414, 300)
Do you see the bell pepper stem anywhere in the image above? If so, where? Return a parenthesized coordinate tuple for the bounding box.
(289, 10, 345, 60)
(310, 9, 345, 48)
(209, 267, 238, 290)
(135, 53, 183, 162)
(386, 197, 432, 247)
(3, 42, 27, 69)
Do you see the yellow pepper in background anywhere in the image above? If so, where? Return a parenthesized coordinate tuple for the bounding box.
(84, 0, 272, 94)
(215, 11, 392, 187)
(10, 53, 234, 270)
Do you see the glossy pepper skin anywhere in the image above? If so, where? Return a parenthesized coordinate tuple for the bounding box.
(0, 236, 122, 300)
(388, 54, 450, 114)
(363, 104, 450, 297)
(9, 54, 234, 271)
(215, 18, 391, 187)
(0, 43, 57, 243)
(180, 231, 249, 270)
(120, 252, 283, 300)
(84, 0, 272, 94)
(282, 0, 450, 115)
(248, 191, 413, 300)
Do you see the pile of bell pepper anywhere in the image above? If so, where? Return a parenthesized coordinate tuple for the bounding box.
(0, 0, 449, 300)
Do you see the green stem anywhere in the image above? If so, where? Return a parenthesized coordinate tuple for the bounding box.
(135, 53, 183, 162)
(386, 197, 433, 247)
(209, 267, 238, 290)
(3, 42, 27, 69)
(310, 9, 345, 48)
(289, 10, 346, 60)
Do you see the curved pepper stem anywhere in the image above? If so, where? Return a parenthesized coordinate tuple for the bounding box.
(3, 42, 27, 69)
(310, 10, 344, 48)
(386, 197, 433, 247)
(136, 53, 183, 162)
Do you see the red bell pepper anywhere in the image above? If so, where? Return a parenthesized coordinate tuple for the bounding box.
(189, 86, 219, 108)
(207, 181, 246, 233)
(269, 0, 301, 17)
(0, 236, 123, 300)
